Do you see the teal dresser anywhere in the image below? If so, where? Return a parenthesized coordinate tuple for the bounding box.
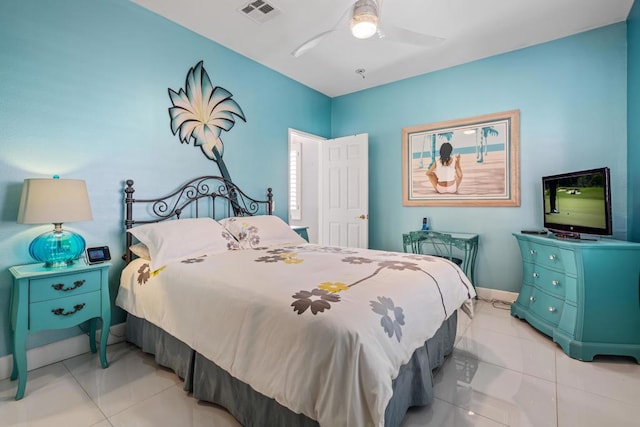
(511, 233, 640, 362)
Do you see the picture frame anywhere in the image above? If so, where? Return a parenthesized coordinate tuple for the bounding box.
(402, 110, 520, 207)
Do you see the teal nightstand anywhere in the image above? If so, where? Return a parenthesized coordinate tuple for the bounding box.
(9, 262, 111, 399)
(291, 225, 309, 242)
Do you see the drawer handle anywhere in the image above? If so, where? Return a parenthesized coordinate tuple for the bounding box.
(530, 249, 537, 255)
(51, 280, 86, 292)
(549, 254, 557, 261)
(532, 272, 540, 278)
(51, 303, 86, 317)
(529, 296, 536, 302)
(552, 280, 560, 287)
(548, 306, 557, 313)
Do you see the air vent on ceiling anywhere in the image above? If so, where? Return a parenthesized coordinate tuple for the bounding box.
(239, 0, 280, 24)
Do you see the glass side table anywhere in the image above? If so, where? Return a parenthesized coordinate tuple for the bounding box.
(402, 230, 479, 287)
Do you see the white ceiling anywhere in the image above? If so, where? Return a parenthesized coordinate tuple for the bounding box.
(131, 0, 634, 97)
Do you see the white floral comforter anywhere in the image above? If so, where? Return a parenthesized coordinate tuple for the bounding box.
(116, 244, 475, 427)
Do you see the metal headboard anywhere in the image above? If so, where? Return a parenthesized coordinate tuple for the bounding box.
(123, 176, 273, 263)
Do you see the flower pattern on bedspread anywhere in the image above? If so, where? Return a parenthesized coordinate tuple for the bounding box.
(238, 225, 260, 247)
(341, 256, 373, 265)
(181, 255, 207, 264)
(266, 245, 362, 259)
(221, 231, 240, 250)
(370, 296, 406, 342)
(289, 253, 455, 342)
(291, 288, 341, 314)
(255, 251, 303, 264)
(317, 282, 349, 293)
(223, 218, 262, 248)
(130, 245, 471, 347)
(136, 263, 166, 285)
(282, 253, 303, 264)
(266, 248, 294, 255)
(255, 255, 282, 263)
(378, 260, 421, 271)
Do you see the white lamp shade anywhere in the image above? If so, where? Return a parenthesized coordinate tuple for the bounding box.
(17, 178, 93, 224)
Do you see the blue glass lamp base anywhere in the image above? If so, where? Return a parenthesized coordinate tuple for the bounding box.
(29, 226, 86, 268)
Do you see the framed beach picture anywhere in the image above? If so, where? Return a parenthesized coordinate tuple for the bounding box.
(402, 110, 520, 207)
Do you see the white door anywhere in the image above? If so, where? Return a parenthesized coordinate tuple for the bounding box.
(320, 134, 369, 248)
(288, 130, 324, 243)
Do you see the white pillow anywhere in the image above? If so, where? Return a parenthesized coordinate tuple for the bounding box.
(220, 215, 306, 249)
(128, 218, 234, 270)
(129, 242, 151, 260)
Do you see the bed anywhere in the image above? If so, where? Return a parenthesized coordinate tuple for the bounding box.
(116, 176, 475, 427)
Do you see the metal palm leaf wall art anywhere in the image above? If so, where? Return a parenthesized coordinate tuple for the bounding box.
(168, 61, 246, 182)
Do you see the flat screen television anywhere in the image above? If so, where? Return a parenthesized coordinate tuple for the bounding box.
(542, 167, 612, 237)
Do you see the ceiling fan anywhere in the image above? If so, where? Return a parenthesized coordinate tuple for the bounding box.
(291, 0, 444, 58)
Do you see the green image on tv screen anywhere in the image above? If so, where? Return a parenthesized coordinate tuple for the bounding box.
(543, 170, 609, 232)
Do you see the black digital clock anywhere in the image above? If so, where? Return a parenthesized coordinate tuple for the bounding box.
(86, 246, 111, 264)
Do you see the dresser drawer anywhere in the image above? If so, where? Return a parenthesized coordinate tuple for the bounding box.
(29, 270, 101, 303)
(513, 283, 534, 309)
(30, 291, 101, 331)
(521, 243, 568, 272)
(522, 262, 566, 298)
(528, 289, 564, 326)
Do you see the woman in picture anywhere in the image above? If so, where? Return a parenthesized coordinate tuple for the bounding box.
(426, 142, 463, 194)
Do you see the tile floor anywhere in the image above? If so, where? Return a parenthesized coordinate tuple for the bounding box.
(1, 300, 639, 426)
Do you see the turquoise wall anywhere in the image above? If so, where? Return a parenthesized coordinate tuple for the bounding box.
(629, 0, 640, 243)
(0, 0, 633, 359)
(0, 0, 331, 357)
(331, 24, 628, 292)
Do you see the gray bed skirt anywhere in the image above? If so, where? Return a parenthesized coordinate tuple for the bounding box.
(126, 311, 457, 427)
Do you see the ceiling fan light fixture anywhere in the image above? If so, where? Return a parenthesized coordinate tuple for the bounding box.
(351, 14, 378, 39)
(350, 0, 379, 39)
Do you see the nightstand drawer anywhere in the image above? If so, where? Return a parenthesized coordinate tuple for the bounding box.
(522, 262, 566, 298)
(30, 291, 101, 331)
(30, 270, 101, 303)
(528, 290, 564, 326)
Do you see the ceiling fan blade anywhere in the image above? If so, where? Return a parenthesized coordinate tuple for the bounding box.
(291, 2, 355, 58)
(378, 24, 444, 47)
(291, 30, 338, 58)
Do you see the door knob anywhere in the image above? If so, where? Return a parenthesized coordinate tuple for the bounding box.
(356, 214, 368, 219)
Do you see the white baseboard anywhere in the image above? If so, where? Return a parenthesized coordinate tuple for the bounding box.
(0, 322, 126, 381)
(475, 286, 518, 303)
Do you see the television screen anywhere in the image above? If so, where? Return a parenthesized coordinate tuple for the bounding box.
(542, 167, 612, 237)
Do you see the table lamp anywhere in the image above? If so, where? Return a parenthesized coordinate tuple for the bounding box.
(17, 177, 93, 268)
